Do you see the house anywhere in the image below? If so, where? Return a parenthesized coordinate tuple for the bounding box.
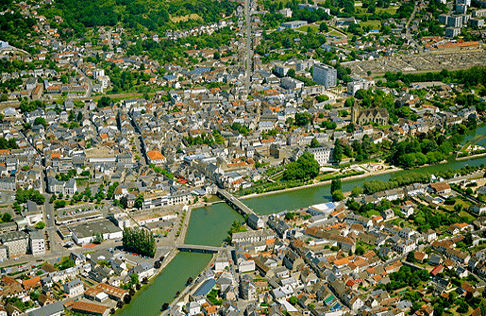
(424, 229, 437, 242)
(130, 262, 154, 280)
(401, 201, 415, 217)
(187, 302, 201, 316)
(282, 249, 304, 271)
(5, 304, 21, 316)
(429, 182, 451, 195)
(146, 150, 166, 166)
(63, 278, 84, 297)
(471, 203, 486, 215)
(247, 214, 264, 230)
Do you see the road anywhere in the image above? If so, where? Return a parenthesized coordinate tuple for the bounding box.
(73, 64, 93, 98)
(404, 1, 418, 38)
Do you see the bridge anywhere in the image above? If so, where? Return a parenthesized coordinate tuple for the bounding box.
(176, 244, 224, 254)
(217, 189, 256, 217)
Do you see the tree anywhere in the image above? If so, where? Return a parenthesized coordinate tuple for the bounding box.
(464, 232, 473, 246)
(319, 22, 329, 32)
(295, 112, 312, 126)
(351, 186, 363, 196)
(310, 137, 320, 148)
(289, 296, 298, 305)
(134, 194, 144, 209)
(1, 212, 11, 222)
(333, 139, 343, 163)
(283, 152, 320, 181)
(407, 251, 416, 263)
(98, 96, 112, 108)
(35, 221, 45, 229)
(332, 190, 344, 201)
(331, 179, 342, 194)
(122, 228, 156, 257)
(162, 303, 170, 311)
(93, 232, 104, 244)
(457, 301, 469, 313)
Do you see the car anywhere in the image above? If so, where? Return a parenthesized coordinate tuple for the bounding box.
(46, 215, 50, 220)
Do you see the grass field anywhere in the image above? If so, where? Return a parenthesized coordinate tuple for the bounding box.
(170, 13, 201, 22)
(360, 20, 381, 29)
(297, 24, 319, 32)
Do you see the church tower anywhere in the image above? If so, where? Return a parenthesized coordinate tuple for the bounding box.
(351, 100, 359, 125)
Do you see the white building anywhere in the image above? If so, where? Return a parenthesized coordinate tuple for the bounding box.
(64, 278, 84, 297)
(281, 77, 304, 90)
(306, 146, 333, 166)
(312, 64, 337, 89)
(29, 231, 45, 256)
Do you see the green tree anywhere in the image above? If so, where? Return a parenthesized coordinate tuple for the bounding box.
(35, 221, 45, 229)
(332, 190, 344, 201)
(122, 228, 156, 257)
(1, 212, 11, 222)
(283, 152, 320, 180)
(310, 138, 320, 148)
(289, 296, 298, 305)
(333, 139, 343, 163)
(134, 194, 144, 209)
(295, 112, 312, 126)
(331, 179, 342, 194)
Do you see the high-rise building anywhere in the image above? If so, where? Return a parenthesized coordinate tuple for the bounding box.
(312, 64, 337, 89)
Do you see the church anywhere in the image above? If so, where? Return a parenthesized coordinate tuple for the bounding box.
(351, 103, 389, 126)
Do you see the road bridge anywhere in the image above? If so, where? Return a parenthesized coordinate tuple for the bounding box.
(217, 189, 256, 217)
(176, 244, 223, 254)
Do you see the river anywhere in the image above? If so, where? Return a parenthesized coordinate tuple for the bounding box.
(117, 252, 211, 316)
(118, 126, 486, 316)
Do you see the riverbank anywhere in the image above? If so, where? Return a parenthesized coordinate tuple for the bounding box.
(116, 206, 196, 316)
(114, 247, 178, 316)
(456, 151, 486, 161)
(161, 253, 218, 316)
(239, 166, 402, 200)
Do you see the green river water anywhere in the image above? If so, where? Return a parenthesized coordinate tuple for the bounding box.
(118, 125, 486, 316)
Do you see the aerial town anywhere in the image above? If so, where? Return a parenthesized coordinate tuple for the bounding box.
(0, 0, 486, 315)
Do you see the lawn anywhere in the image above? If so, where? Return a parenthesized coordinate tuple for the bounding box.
(376, 6, 398, 14)
(459, 210, 476, 222)
(360, 20, 381, 29)
(328, 30, 346, 37)
(442, 198, 473, 213)
(297, 24, 319, 32)
(364, 210, 380, 218)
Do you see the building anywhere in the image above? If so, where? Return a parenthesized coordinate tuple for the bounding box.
(470, 18, 485, 27)
(71, 301, 109, 316)
(68, 219, 123, 245)
(280, 77, 304, 90)
(29, 231, 45, 256)
(347, 78, 375, 96)
(351, 104, 389, 126)
(445, 27, 461, 38)
(312, 64, 337, 89)
(85, 283, 128, 302)
(27, 301, 64, 316)
(130, 262, 154, 280)
(280, 20, 308, 29)
(64, 278, 84, 297)
(1, 231, 28, 257)
(146, 150, 166, 166)
(428, 182, 451, 195)
(247, 214, 264, 230)
(306, 146, 333, 166)
(232, 229, 276, 244)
